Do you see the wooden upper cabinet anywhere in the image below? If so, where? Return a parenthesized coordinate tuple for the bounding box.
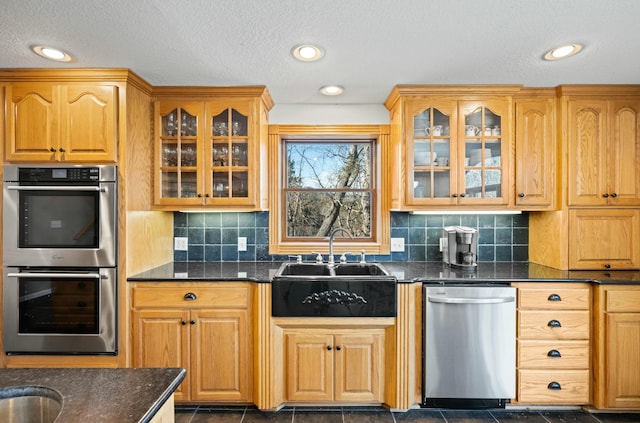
(5, 83, 118, 162)
(566, 96, 640, 206)
(385, 86, 520, 210)
(152, 87, 272, 210)
(514, 96, 556, 209)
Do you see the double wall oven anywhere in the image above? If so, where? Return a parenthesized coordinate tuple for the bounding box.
(3, 165, 117, 354)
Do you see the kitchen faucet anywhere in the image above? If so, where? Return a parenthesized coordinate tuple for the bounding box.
(327, 227, 354, 266)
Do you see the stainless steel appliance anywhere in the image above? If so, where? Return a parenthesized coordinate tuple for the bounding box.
(3, 267, 116, 354)
(441, 226, 478, 269)
(423, 284, 516, 408)
(3, 165, 117, 267)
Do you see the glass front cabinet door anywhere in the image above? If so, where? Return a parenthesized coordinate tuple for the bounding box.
(153, 88, 272, 210)
(405, 98, 510, 206)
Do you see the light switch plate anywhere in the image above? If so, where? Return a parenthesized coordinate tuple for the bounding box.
(238, 237, 247, 251)
(174, 237, 188, 251)
(390, 237, 405, 252)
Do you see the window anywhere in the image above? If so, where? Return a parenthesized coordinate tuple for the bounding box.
(268, 125, 391, 255)
(283, 140, 375, 241)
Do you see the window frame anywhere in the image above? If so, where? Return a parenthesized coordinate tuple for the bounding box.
(268, 125, 391, 256)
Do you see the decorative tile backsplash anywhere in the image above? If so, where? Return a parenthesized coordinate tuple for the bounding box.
(173, 211, 528, 262)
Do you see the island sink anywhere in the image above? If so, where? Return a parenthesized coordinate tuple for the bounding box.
(0, 386, 62, 423)
(271, 261, 397, 317)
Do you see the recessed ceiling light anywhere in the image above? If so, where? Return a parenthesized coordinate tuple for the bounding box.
(319, 85, 344, 96)
(292, 44, 323, 62)
(31, 45, 73, 62)
(543, 43, 583, 61)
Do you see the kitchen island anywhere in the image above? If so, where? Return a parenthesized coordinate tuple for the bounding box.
(0, 367, 185, 423)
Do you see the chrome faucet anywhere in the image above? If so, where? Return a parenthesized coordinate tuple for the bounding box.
(328, 228, 354, 266)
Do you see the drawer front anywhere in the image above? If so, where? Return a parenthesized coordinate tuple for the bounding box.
(518, 287, 590, 310)
(518, 310, 590, 340)
(132, 285, 250, 309)
(518, 340, 589, 369)
(606, 289, 640, 313)
(518, 369, 589, 404)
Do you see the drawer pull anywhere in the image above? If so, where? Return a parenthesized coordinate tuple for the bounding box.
(547, 293, 562, 302)
(547, 349, 562, 358)
(547, 319, 562, 328)
(547, 381, 562, 390)
(184, 292, 197, 301)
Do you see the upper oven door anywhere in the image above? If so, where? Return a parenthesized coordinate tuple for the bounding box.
(3, 174, 117, 267)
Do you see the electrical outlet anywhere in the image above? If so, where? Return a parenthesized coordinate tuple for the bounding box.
(390, 237, 405, 252)
(237, 237, 247, 252)
(174, 237, 188, 251)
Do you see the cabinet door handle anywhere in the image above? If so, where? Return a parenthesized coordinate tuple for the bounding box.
(336, 345, 342, 351)
(547, 349, 562, 358)
(602, 193, 609, 198)
(50, 147, 57, 152)
(190, 320, 196, 325)
(547, 293, 562, 302)
(452, 193, 458, 198)
(519, 193, 525, 198)
(547, 381, 562, 390)
(59, 147, 65, 153)
(197, 193, 203, 198)
(604, 264, 611, 269)
(460, 193, 466, 197)
(184, 292, 197, 301)
(181, 320, 187, 325)
(205, 193, 210, 197)
(547, 319, 562, 328)
(327, 345, 332, 351)
(611, 193, 618, 198)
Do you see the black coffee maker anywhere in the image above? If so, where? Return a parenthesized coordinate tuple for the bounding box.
(442, 226, 478, 269)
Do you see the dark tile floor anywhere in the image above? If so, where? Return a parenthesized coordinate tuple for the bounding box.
(175, 406, 640, 423)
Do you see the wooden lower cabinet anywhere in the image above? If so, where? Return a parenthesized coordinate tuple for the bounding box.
(594, 286, 640, 409)
(131, 283, 252, 403)
(514, 283, 591, 405)
(284, 329, 384, 403)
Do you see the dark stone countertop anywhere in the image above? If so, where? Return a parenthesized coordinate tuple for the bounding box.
(128, 261, 640, 285)
(0, 367, 186, 423)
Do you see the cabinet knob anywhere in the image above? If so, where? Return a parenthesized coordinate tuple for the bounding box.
(547, 349, 562, 358)
(190, 320, 196, 325)
(547, 319, 562, 328)
(460, 193, 466, 197)
(197, 193, 202, 198)
(327, 345, 332, 351)
(205, 193, 210, 197)
(336, 345, 342, 351)
(519, 193, 525, 198)
(59, 147, 65, 153)
(184, 292, 197, 301)
(547, 293, 562, 302)
(452, 194, 459, 198)
(547, 381, 562, 390)
(181, 320, 187, 325)
(602, 193, 609, 198)
(49, 147, 57, 152)
(611, 193, 618, 198)
(604, 264, 612, 269)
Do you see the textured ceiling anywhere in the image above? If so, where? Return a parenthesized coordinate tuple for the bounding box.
(2, 0, 639, 105)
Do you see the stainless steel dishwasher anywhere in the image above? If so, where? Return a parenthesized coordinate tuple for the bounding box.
(423, 284, 516, 409)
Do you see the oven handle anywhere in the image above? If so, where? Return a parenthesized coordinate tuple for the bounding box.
(7, 186, 106, 192)
(8, 272, 102, 279)
(428, 296, 515, 304)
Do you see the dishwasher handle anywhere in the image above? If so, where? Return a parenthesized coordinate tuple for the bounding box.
(428, 295, 515, 304)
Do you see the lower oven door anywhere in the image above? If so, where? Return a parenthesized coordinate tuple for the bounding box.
(3, 267, 117, 354)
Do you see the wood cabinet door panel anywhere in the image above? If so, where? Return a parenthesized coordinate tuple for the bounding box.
(518, 310, 590, 339)
(132, 309, 190, 400)
(606, 289, 640, 313)
(518, 369, 589, 404)
(518, 340, 589, 369)
(285, 332, 334, 402)
(608, 100, 640, 206)
(569, 209, 640, 270)
(191, 309, 250, 401)
(334, 333, 383, 402)
(60, 85, 117, 162)
(606, 313, 640, 408)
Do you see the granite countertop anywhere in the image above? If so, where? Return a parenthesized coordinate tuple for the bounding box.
(128, 261, 640, 284)
(0, 368, 185, 423)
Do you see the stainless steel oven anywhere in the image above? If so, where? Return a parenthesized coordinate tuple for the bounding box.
(3, 165, 117, 267)
(3, 267, 116, 354)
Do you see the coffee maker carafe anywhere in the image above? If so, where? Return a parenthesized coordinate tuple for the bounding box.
(441, 226, 478, 269)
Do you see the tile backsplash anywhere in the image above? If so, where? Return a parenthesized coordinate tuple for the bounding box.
(173, 211, 528, 262)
